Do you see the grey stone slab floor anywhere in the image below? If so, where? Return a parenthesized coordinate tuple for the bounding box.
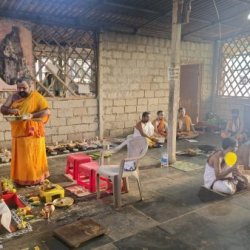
(1, 133, 250, 249)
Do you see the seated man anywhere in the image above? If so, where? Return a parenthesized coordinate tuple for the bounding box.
(221, 109, 244, 139)
(204, 138, 249, 194)
(204, 138, 238, 194)
(134, 111, 158, 148)
(153, 110, 167, 138)
(177, 107, 198, 138)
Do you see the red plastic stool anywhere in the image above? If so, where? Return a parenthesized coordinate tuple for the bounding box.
(3, 192, 26, 208)
(65, 153, 92, 180)
(77, 161, 110, 193)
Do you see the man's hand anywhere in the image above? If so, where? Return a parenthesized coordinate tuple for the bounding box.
(9, 108, 20, 116)
(151, 137, 158, 142)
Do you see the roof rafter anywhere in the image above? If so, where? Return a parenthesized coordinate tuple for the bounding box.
(182, 8, 250, 38)
(0, 9, 136, 33)
(104, 0, 164, 15)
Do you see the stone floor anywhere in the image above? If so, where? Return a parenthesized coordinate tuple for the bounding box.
(1, 133, 250, 250)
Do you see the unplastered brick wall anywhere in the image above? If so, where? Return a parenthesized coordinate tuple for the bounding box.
(180, 41, 213, 116)
(100, 32, 213, 137)
(213, 96, 250, 122)
(0, 113, 11, 148)
(0, 98, 98, 147)
(46, 98, 98, 144)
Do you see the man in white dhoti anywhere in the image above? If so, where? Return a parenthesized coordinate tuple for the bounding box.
(204, 138, 238, 194)
(134, 112, 158, 148)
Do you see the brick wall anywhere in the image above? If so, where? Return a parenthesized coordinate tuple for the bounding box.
(46, 98, 98, 143)
(0, 24, 214, 146)
(100, 32, 213, 137)
(0, 19, 99, 148)
(0, 97, 98, 147)
(180, 41, 213, 117)
(213, 97, 249, 122)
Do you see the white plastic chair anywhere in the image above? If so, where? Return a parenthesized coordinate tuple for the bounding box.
(96, 136, 148, 209)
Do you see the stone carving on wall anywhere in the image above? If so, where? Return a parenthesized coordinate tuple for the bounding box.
(0, 26, 31, 85)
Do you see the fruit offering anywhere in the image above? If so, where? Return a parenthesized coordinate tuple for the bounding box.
(16, 206, 32, 217)
(17, 220, 28, 230)
(40, 179, 55, 191)
(28, 196, 40, 202)
(1, 178, 16, 193)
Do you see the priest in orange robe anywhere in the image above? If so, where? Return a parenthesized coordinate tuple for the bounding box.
(153, 110, 167, 138)
(1, 77, 50, 186)
(177, 107, 198, 139)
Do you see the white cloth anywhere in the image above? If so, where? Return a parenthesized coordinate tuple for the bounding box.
(204, 163, 235, 195)
(0, 200, 12, 232)
(177, 119, 183, 131)
(124, 161, 136, 171)
(231, 118, 240, 133)
(133, 121, 154, 137)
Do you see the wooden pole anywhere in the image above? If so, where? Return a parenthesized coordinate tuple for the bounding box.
(211, 40, 221, 113)
(97, 33, 104, 140)
(167, 0, 182, 164)
(44, 63, 77, 96)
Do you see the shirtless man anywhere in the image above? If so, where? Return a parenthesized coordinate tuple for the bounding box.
(134, 112, 158, 147)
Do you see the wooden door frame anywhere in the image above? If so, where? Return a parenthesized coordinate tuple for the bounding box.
(180, 63, 202, 122)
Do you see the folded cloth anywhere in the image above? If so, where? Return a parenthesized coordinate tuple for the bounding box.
(124, 161, 136, 171)
(0, 200, 12, 232)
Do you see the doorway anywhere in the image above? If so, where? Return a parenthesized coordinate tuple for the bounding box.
(179, 64, 201, 123)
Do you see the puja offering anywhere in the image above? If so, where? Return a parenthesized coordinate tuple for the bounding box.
(16, 206, 34, 221)
(16, 207, 32, 217)
(1, 178, 16, 193)
(0, 149, 11, 163)
(40, 203, 55, 219)
(40, 179, 56, 191)
(66, 141, 77, 151)
(45, 137, 104, 156)
(40, 181, 65, 203)
(28, 196, 40, 202)
(17, 220, 28, 230)
(53, 197, 74, 207)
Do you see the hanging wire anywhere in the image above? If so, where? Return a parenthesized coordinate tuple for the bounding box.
(212, 0, 222, 40)
(211, 0, 222, 98)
